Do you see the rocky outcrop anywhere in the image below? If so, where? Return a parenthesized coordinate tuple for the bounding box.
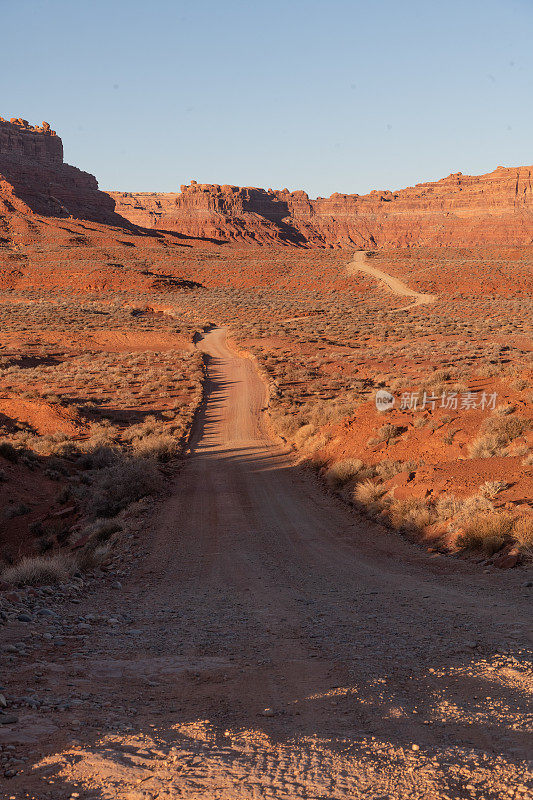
(0, 118, 63, 164)
(110, 167, 533, 248)
(0, 117, 128, 226)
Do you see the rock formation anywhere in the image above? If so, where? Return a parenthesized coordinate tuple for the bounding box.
(110, 167, 533, 248)
(0, 117, 63, 164)
(0, 117, 127, 226)
(2, 116, 533, 247)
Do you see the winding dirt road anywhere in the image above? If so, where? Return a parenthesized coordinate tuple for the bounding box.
(348, 251, 437, 307)
(3, 327, 532, 799)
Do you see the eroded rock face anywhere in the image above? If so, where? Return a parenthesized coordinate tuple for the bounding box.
(0, 118, 63, 164)
(2, 116, 533, 246)
(110, 167, 533, 248)
(0, 117, 127, 226)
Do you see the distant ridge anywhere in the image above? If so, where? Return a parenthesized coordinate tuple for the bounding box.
(1, 117, 533, 247)
(110, 167, 533, 248)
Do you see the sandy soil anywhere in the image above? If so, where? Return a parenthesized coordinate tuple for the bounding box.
(347, 251, 437, 307)
(1, 327, 532, 799)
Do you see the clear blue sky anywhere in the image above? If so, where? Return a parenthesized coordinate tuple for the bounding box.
(2, 0, 532, 197)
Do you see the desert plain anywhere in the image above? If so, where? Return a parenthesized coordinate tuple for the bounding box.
(0, 116, 531, 799)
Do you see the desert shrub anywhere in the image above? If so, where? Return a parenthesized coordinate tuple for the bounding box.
(486, 413, 531, 439)
(1, 553, 77, 586)
(80, 443, 130, 469)
(469, 414, 531, 458)
(131, 433, 179, 462)
(435, 493, 463, 520)
(434, 493, 495, 524)
(353, 480, 388, 514)
(458, 495, 496, 519)
(297, 431, 329, 456)
(375, 459, 417, 480)
(478, 480, 509, 498)
(468, 434, 501, 459)
(0, 441, 19, 463)
(456, 512, 514, 554)
(80, 456, 162, 519)
(79, 518, 122, 544)
(326, 458, 364, 488)
(4, 503, 32, 519)
(292, 422, 316, 448)
(513, 516, 533, 552)
(374, 423, 403, 444)
(389, 498, 433, 532)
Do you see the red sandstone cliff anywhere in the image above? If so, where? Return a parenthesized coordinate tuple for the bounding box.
(110, 167, 533, 248)
(0, 117, 128, 226)
(2, 116, 533, 248)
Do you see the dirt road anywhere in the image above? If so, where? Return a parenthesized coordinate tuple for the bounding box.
(2, 327, 532, 799)
(348, 251, 437, 307)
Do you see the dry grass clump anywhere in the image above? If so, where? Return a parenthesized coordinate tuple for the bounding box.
(373, 423, 403, 444)
(389, 498, 434, 533)
(292, 423, 317, 448)
(79, 518, 122, 544)
(455, 494, 495, 519)
(469, 413, 531, 458)
(130, 432, 179, 462)
(326, 458, 364, 488)
(512, 516, 533, 555)
(478, 480, 509, 498)
(76, 456, 162, 519)
(1, 552, 77, 586)
(0, 440, 19, 462)
(353, 480, 388, 514)
(375, 459, 417, 479)
(456, 511, 515, 554)
(435, 493, 464, 520)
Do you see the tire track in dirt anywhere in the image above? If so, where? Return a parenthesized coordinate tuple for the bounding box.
(347, 251, 437, 308)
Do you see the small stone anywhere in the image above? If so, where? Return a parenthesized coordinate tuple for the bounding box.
(0, 694, 6, 708)
(411, 743, 420, 751)
(493, 548, 519, 569)
(0, 713, 18, 725)
(17, 614, 32, 623)
(3, 645, 17, 653)
(112, 581, 122, 589)
(260, 707, 275, 717)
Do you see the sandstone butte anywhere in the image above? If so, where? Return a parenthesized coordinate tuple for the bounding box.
(1, 116, 533, 248)
(0, 117, 128, 226)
